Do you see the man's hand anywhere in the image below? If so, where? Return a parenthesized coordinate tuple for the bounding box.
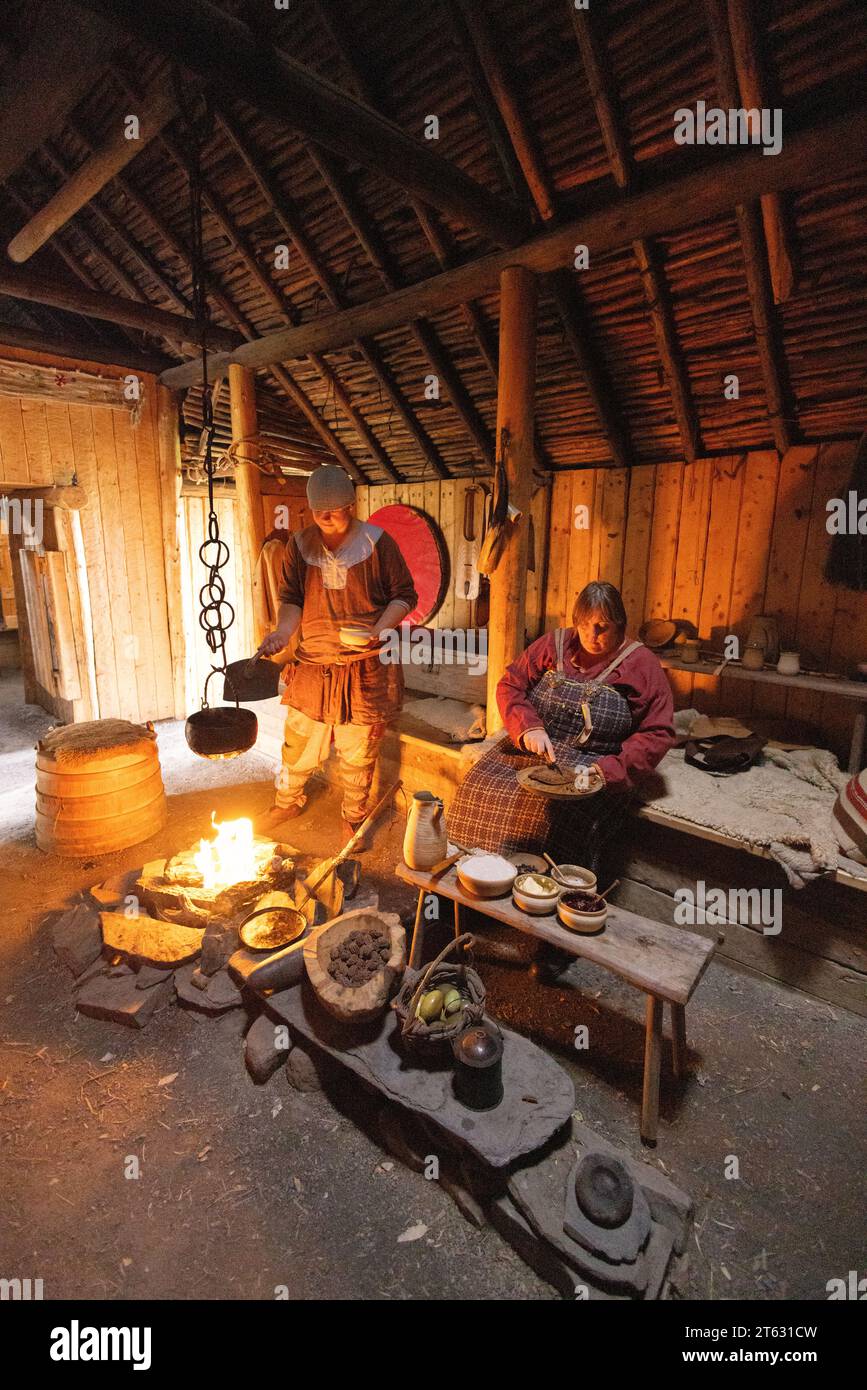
(522, 727, 555, 761)
(258, 628, 292, 658)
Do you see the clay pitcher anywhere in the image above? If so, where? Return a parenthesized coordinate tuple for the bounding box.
(403, 791, 447, 870)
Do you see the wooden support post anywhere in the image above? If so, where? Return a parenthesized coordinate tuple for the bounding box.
(229, 365, 266, 645)
(641, 994, 664, 1145)
(156, 385, 189, 717)
(486, 266, 537, 735)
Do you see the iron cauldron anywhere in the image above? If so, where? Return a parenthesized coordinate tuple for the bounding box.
(185, 704, 259, 760)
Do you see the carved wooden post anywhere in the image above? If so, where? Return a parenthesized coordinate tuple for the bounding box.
(485, 265, 537, 734)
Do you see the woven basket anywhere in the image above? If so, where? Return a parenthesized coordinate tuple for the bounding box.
(391, 933, 485, 1050)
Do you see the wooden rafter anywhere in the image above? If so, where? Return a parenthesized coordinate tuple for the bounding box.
(7, 69, 179, 263)
(704, 0, 795, 453)
(99, 61, 391, 481)
(304, 140, 494, 467)
(188, 149, 403, 483)
(570, 4, 701, 462)
(218, 102, 448, 479)
(0, 262, 240, 351)
(0, 319, 170, 373)
(0, 0, 116, 183)
(75, 0, 528, 247)
(313, 0, 522, 462)
(156, 103, 867, 390)
(2, 182, 145, 353)
(727, 0, 798, 304)
(447, 0, 633, 470)
(43, 133, 193, 317)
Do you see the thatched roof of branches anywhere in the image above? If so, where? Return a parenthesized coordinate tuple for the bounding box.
(0, 0, 864, 482)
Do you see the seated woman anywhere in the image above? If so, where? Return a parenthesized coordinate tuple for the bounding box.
(447, 581, 675, 880)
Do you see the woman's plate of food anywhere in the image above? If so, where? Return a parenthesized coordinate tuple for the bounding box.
(516, 762, 604, 798)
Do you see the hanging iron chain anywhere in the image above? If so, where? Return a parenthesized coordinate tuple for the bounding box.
(175, 74, 235, 707)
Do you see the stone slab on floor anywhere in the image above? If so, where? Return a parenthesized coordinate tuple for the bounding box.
(51, 904, 102, 977)
(175, 964, 244, 1014)
(263, 980, 574, 1169)
(75, 972, 173, 1028)
(100, 911, 204, 968)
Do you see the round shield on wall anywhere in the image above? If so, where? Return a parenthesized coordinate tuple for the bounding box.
(367, 504, 450, 626)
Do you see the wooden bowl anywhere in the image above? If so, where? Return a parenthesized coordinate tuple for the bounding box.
(303, 908, 405, 1023)
(339, 623, 374, 648)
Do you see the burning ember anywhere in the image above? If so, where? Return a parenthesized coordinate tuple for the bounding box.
(193, 814, 259, 893)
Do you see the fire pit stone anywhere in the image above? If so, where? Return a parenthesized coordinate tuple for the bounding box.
(100, 910, 204, 968)
(174, 963, 244, 1014)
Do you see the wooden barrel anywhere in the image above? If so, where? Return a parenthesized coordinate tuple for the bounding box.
(36, 720, 167, 856)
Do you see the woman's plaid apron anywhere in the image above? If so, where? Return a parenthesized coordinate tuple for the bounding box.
(447, 633, 640, 877)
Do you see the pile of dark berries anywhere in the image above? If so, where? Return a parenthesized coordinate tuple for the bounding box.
(327, 929, 390, 986)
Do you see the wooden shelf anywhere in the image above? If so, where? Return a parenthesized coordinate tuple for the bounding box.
(661, 656, 867, 773)
(661, 655, 867, 701)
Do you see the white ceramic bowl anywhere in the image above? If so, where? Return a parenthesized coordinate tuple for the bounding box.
(557, 890, 608, 933)
(551, 863, 598, 892)
(512, 873, 561, 915)
(456, 853, 517, 898)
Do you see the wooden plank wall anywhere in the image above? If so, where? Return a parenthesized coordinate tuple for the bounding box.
(0, 532, 17, 626)
(543, 444, 865, 763)
(356, 479, 549, 640)
(0, 381, 179, 723)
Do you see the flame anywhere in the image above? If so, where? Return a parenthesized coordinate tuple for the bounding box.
(193, 814, 258, 893)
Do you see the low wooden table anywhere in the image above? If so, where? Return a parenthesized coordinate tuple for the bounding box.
(395, 863, 716, 1145)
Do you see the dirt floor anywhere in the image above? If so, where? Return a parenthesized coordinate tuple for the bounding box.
(1, 648, 865, 1301)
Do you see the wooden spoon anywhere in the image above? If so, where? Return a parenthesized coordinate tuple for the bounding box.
(597, 878, 620, 900)
(542, 851, 558, 871)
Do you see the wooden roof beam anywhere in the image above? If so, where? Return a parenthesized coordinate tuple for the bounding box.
(571, 5, 701, 462)
(705, 0, 795, 452)
(136, 110, 398, 482)
(0, 319, 171, 374)
(306, 144, 494, 466)
(191, 162, 403, 483)
(3, 181, 149, 354)
(6, 69, 179, 263)
(448, 0, 555, 219)
(447, 0, 631, 468)
(315, 0, 502, 392)
(727, 0, 798, 303)
(219, 105, 447, 478)
(313, 0, 510, 461)
(42, 132, 193, 317)
(75, 0, 528, 248)
(159, 105, 867, 388)
(0, 262, 240, 352)
(0, 0, 116, 183)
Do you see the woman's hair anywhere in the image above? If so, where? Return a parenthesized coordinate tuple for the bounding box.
(572, 580, 627, 632)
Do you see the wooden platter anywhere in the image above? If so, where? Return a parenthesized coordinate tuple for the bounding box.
(516, 765, 604, 799)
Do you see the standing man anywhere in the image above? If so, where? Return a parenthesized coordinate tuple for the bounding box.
(257, 465, 416, 841)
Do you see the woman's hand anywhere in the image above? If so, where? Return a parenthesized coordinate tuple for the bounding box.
(258, 627, 292, 658)
(522, 727, 555, 761)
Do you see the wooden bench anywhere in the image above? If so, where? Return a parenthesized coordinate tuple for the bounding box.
(395, 862, 716, 1145)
